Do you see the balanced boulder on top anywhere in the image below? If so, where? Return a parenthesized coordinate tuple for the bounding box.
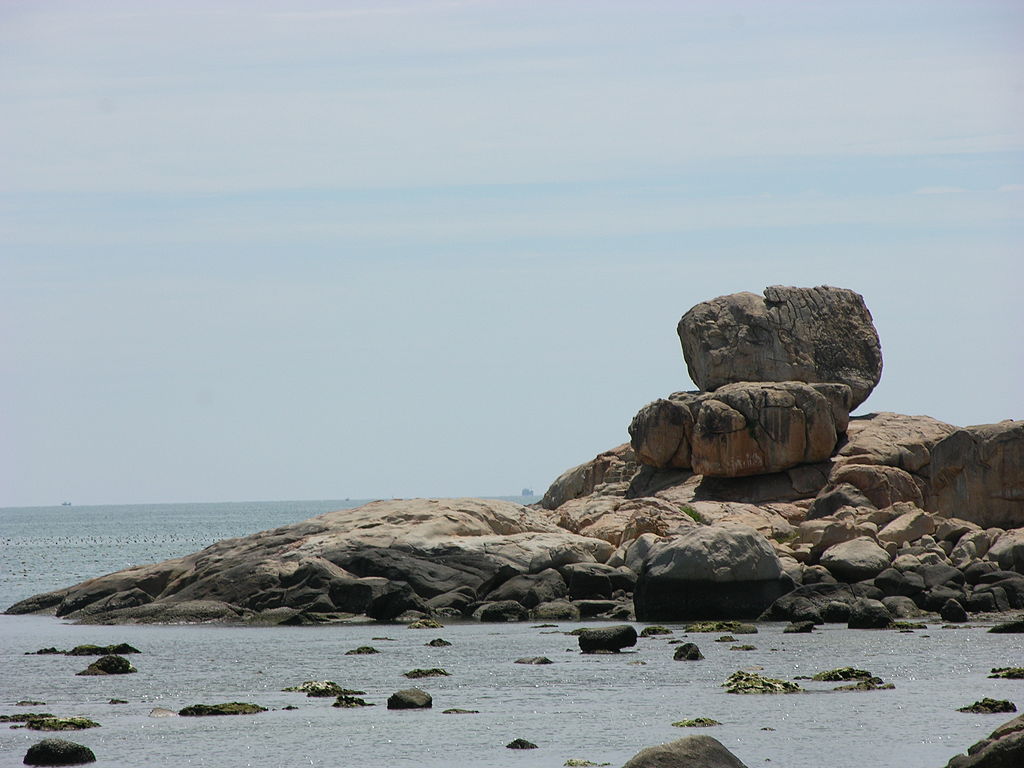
(678, 285, 882, 409)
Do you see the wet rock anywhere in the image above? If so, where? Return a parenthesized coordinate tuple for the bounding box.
(66, 643, 140, 656)
(944, 713, 1024, 767)
(148, 708, 176, 717)
(442, 708, 478, 714)
(989, 618, 1024, 633)
(834, 677, 895, 691)
(386, 688, 432, 709)
(989, 668, 1024, 679)
(624, 736, 749, 768)
(940, 598, 969, 623)
(506, 738, 538, 749)
(332, 695, 373, 708)
(345, 646, 379, 655)
(403, 668, 450, 679)
(958, 699, 1017, 714)
(478, 600, 529, 622)
(531, 600, 580, 621)
(23, 739, 96, 766)
(75, 655, 136, 676)
(178, 703, 266, 716)
(723, 671, 801, 694)
(515, 657, 553, 665)
(783, 620, 816, 633)
(406, 618, 444, 629)
(811, 667, 874, 681)
(24, 718, 100, 732)
(282, 681, 346, 697)
(673, 643, 704, 660)
(640, 625, 673, 637)
(672, 718, 721, 728)
(686, 620, 757, 634)
(577, 625, 638, 654)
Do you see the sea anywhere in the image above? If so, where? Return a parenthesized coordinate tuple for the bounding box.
(1, 500, 1021, 768)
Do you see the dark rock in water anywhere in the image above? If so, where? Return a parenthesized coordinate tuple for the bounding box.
(478, 600, 529, 622)
(282, 681, 345, 697)
(622, 734, 750, 767)
(76, 654, 136, 676)
(940, 598, 969, 623)
(673, 643, 704, 661)
(634, 526, 789, 621)
(989, 618, 1024, 633)
(686, 621, 756, 634)
(387, 688, 432, 710)
(108, 699, 127, 705)
(672, 717, 721, 728)
(783, 620, 816, 633)
(25, 718, 100, 732)
(958, 699, 1017, 714)
(425, 637, 452, 647)
(406, 618, 444, 629)
(833, 677, 895, 691)
(811, 667, 874, 682)
(0, 713, 53, 723)
(28, 648, 63, 655)
(24, 738, 96, 765)
(989, 668, 1024, 679)
(515, 657, 553, 665)
(178, 702, 266, 716)
(332, 695, 373, 708)
(67, 643, 140, 656)
(943, 713, 1024, 768)
(365, 581, 426, 621)
(345, 646, 379, 655)
(506, 738, 538, 749)
(403, 668, 450, 679)
(577, 625, 638, 654)
(442, 708, 479, 714)
(640, 625, 673, 637)
(847, 598, 894, 629)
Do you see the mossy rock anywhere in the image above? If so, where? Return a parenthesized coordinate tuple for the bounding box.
(892, 621, 927, 630)
(686, 621, 757, 634)
(640, 626, 673, 637)
(723, 671, 801, 694)
(345, 646, 380, 655)
(506, 738, 538, 749)
(178, 702, 267, 716)
(23, 738, 96, 766)
(76, 655, 136, 676)
(282, 681, 345, 697)
(672, 717, 721, 727)
(67, 643, 140, 656)
(332, 695, 373, 708)
(564, 760, 611, 766)
(442, 708, 479, 714)
(25, 717, 101, 731)
(989, 667, 1024, 679)
(0, 713, 53, 723)
(730, 645, 757, 651)
(988, 618, 1024, 633)
(957, 698, 1017, 714)
(403, 668, 450, 679)
(714, 635, 736, 643)
(812, 667, 874, 682)
(426, 638, 452, 647)
(834, 677, 895, 691)
(407, 618, 444, 629)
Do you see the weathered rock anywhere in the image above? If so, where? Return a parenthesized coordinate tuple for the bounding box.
(819, 537, 891, 582)
(622, 735, 749, 768)
(387, 688, 432, 709)
(672, 718, 722, 728)
(282, 680, 346, 697)
(827, 464, 924, 509)
(541, 444, 639, 510)
(806, 483, 877, 520)
(25, 718, 100, 732)
(723, 670, 802, 694)
(515, 656, 553, 665)
(759, 582, 877, 622)
(66, 643, 140, 656)
(958, 699, 1017, 714)
(877, 510, 936, 546)
(989, 618, 1024, 633)
(673, 643, 704, 660)
(629, 397, 694, 469)
(403, 668, 450, 679)
(478, 600, 529, 622)
(783, 620, 816, 633)
(23, 739, 96, 766)
(932, 421, 1024, 529)
(944, 713, 1024, 768)
(940, 598, 969, 623)
(677, 285, 882, 409)
(834, 412, 958, 474)
(484, 569, 566, 608)
(531, 600, 580, 621)
(577, 624, 638, 653)
(634, 524, 788, 620)
(989, 529, 1024, 573)
(811, 667, 873, 681)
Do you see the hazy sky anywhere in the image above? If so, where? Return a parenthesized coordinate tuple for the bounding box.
(2, 0, 1022, 507)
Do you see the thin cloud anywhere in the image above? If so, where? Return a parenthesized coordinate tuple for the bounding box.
(914, 186, 965, 195)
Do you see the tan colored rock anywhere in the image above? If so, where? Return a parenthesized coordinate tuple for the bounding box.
(688, 382, 850, 477)
(628, 397, 694, 469)
(678, 285, 882, 408)
(551, 496, 694, 546)
(930, 420, 1024, 529)
(540, 443, 638, 510)
(834, 412, 957, 473)
(819, 537, 892, 581)
(989, 528, 1024, 571)
(877, 510, 937, 546)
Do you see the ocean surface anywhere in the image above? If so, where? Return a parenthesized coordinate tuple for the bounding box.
(1, 500, 1022, 768)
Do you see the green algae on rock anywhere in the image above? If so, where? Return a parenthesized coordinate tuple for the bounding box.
(332, 695, 373, 708)
(407, 618, 444, 629)
(686, 621, 757, 634)
(640, 626, 673, 637)
(990, 667, 1024, 679)
(76, 655, 136, 676)
(282, 681, 347, 697)
(403, 668, 450, 679)
(672, 717, 721, 727)
(834, 677, 895, 691)
(957, 698, 1017, 714)
(811, 667, 874, 682)
(723, 671, 801, 694)
(25, 717, 101, 731)
(345, 646, 380, 655)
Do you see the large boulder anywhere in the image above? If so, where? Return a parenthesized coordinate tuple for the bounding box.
(833, 412, 958, 474)
(622, 735, 749, 768)
(677, 285, 882, 409)
(945, 713, 1024, 768)
(23, 739, 96, 766)
(931, 421, 1024, 529)
(577, 624, 638, 653)
(633, 524, 789, 620)
(630, 382, 850, 478)
(819, 537, 892, 582)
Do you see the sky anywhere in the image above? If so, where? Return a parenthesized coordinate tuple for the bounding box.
(1, 0, 1022, 508)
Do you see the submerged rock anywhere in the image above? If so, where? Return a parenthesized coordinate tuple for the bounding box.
(833, 677, 895, 691)
(178, 703, 266, 716)
(403, 668, 450, 679)
(672, 717, 721, 727)
(811, 667, 874, 682)
(686, 621, 757, 634)
(282, 681, 346, 697)
(958, 699, 1018, 714)
(332, 695, 373, 708)
(723, 671, 802, 694)
(23, 739, 96, 766)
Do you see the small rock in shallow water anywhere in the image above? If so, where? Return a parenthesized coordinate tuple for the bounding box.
(833, 677, 895, 691)
(25, 717, 100, 732)
(672, 717, 721, 727)
(16, 701, 47, 707)
(990, 667, 1024, 679)
(515, 656, 553, 665)
(442, 708, 479, 714)
(403, 668, 450, 679)
(282, 681, 345, 697)
(673, 643, 704, 661)
(407, 618, 444, 629)
(178, 703, 266, 716)
(24, 738, 95, 766)
(387, 688, 431, 709)
(148, 708, 176, 718)
(783, 621, 816, 633)
(723, 671, 801, 694)
(506, 738, 538, 749)
(345, 646, 379, 655)
(640, 625, 673, 637)
(686, 621, 757, 634)
(811, 667, 874, 682)
(715, 635, 736, 643)
(333, 695, 373, 708)
(989, 618, 1024, 633)
(957, 698, 1017, 714)
(76, 655, 136, 676)
(108, 699, 127, 705)
(425, 637, 452, 647)
(730, 645, 757, 651)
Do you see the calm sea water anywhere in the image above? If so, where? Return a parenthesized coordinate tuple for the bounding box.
(1, 501, 1021, 768)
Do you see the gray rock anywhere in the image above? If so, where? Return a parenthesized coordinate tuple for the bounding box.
(478, 600, 529, 622)
(677, 285, 882, 409)
(847, 598, 894, 629)
(945, 713, 1024, 767)
(577, 624, 638, 653)
(386, 688, 432, 709)
(24, 739, 96, 766)
(673, 642, 704, 660)
(940, 598, 968, 623)
(820, 537, 891, 582)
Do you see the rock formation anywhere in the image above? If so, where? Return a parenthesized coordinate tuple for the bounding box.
(4, 284, 1022, 627)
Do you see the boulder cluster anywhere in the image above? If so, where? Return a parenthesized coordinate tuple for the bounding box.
(5, 286, 1022, 629)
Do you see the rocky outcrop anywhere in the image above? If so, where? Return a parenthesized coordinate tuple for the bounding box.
(678, 285, 882, 409)
(931, 421, 1024, 528)
(540, 444, 638, 510)
(633, 525, 788, 620)
(945, 713, 1024, 767)
(622, 735, 749, 768)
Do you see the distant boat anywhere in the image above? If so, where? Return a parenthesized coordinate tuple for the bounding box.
(61, 501, 72, 506)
